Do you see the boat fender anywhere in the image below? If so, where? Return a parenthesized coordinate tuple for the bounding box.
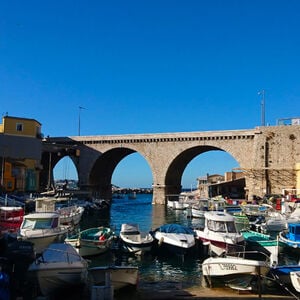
(75, 242, 81, 248)
(99, 235, 106, 241)
(158, 237, 164, 246)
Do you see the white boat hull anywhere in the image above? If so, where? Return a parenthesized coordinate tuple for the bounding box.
(290, 271, 300, 292)
(120, 223, 154, 254)
(88, 266, 138, 290)
(28, 243, 88, 297)
(19, 212, 70, 254)
(59, 206, 85, 226)
(34, 263, 87, 296)
(154, 231, 195, 255)
(202, 256, 270, 277)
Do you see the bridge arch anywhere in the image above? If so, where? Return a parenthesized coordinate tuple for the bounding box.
(164, 145, 241, 196)
(88, 147, 154, 198)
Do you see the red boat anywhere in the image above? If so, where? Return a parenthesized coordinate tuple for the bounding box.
(0, 206, 24, 233)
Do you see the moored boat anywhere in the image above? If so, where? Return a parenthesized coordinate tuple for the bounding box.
(27, 243, 89, 297)
(88, 265, 139, 291)
(269, 264, 300, 293)
(18, 212, 70, 254)
(65, 226, 115, 257)
(241, 230, 284, 264)
(34, 197, 85, 226)
(151, 223, 196, 256)
(279, 222, 300, 253)
(202, 251, 271, 290)
(119, 223, 154, 254)
(191, 198, 209, 220)
(0, 206, 24, 233)
(194, 210, 245, 256)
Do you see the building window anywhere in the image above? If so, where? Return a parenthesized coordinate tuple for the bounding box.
(16, 123, 23, 132)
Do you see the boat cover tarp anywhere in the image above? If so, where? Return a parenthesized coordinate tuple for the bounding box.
(157, 224, 194, 235)
(42, 243, 82, 263)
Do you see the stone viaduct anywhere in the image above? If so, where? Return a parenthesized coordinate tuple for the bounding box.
(41, 125, 300, 204)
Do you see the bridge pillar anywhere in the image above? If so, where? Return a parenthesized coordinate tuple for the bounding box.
(96, 184, 112, 200)
(152, 184, 181, 205)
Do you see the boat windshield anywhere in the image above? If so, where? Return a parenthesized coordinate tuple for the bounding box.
(22, 217, 57, 229)
(226, 221, 238, 233)
(207, 220, 237, 233)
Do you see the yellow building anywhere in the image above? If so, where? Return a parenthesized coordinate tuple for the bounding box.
(0, 115, 42, 192)
(0, 115, 42, 137)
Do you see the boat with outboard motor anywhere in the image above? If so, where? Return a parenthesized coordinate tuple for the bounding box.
(202, 250, 271, 290)
(151, 223, 196, 256)
(194, 210, 245, 256)
(119, 223, 154, 254)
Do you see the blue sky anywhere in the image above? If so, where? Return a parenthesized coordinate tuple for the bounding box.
(1, 1, 300, 188)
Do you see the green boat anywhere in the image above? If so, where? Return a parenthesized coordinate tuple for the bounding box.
(241, 230, 284, 264)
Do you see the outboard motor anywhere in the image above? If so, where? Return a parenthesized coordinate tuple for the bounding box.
(4, 236, 35, 299)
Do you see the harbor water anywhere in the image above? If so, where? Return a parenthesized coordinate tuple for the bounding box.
(70, 194, 297, 299)
(80, 193, 206, 295)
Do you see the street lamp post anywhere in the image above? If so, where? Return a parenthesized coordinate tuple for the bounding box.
(258, 90, 265, 126)
(78, 106, 86, 136)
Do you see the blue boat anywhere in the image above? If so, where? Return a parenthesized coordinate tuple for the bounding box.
(279, 222, 300, 253)
(269, 264, 300, 293)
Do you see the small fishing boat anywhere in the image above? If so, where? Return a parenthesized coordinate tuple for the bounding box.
(88, 266, 139, 290)
(194, 211, 245, 256)
(191, 198, 209, 219)
(241, 204, 268, 227)
(279, 222, 300, 253)
(262, 210, 287, 233)
(252, 205, 287, 234)
(65, 226, 115, 257)
(28, 243, 89, 297)
(88, 265, 139, 291)
(19, 212, 70, 254)
(56, 205, 85, 226)
(202, 251, 271, 290)
(151, 223, 196, 256)
(35, 197, 85, 226)
(242, 230, 284, 263)
(119, 223, 154, 254)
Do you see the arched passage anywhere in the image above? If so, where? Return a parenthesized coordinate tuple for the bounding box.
(165, 146, 224, 195)
(89, 147, 141, 198)
(54, 156, 78, 180)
